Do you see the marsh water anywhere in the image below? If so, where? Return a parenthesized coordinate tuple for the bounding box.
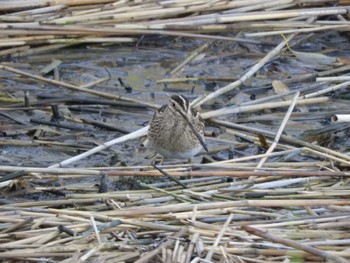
(1, 33, 350, 193)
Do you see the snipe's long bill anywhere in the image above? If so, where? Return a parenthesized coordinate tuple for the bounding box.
(176, 108, 208, 152)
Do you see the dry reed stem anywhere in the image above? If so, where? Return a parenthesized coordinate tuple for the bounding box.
(256, 91, 300, 169)
(0, 64, 158, 109)
(303, 80, 350, 99)
(332, 114, 350, 123)
(317, 76, 350, 82)
(139, 182, 194, 203)
(169, 41, 212, 76)
(186, 232, 200, 263)
(134, 228, 188, 263)
(0, 165, 349, 178)
(210, 119, 350, 163)
(202, 97, 328, 119)
(243, 225, 349, 263)
(196, 34, 295, 107)
(245, 24, 350, 37)
(205, 213, 233, 261)
(99, 200, 350, 217)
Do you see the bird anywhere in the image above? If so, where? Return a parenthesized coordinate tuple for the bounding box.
(147, 94, 208, 160)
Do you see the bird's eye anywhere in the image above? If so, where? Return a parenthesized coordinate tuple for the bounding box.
(172, 102, 176, 107)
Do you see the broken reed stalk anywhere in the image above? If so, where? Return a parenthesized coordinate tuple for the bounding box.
(256, 91, 300, 168)
(196, 34, 296, 106)
(202, 96, 328, 119)
(317, 76, 350, 82)
(0, 64, 159, 109)
(134, 228, 188, 263)
(332, 114, 350, 123)
(245, 24, 350, 37)
(303, 80, 350, 99)
(205, 213, 234, 261)
(0, 0, 113, 12)
(169, 41, 212, 76)
(139, 182, 193, 203)
(210, 119, 350, 163)
(155, 6, 349, 25)
(48, 126, 148, 168)
(0, 24, 264, 47)
(242, 225, 349, 263)
(0, 36, 136, 46)
(223, 129, 350, 168)
(208, 149, 300, 165)
(302, 147, 350, 167)
(156, 76, 238, 83)
(0, 165, 349, 178)
(90, 199, 350, 217)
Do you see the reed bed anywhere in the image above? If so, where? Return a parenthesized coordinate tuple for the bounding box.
(1, 0, 350, 263)
(0, 0, 349, 57)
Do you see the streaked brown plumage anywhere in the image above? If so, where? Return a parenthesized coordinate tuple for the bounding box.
(147, 95, 207, 159)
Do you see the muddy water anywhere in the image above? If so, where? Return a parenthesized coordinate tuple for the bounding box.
(1, 34, 350, 186)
